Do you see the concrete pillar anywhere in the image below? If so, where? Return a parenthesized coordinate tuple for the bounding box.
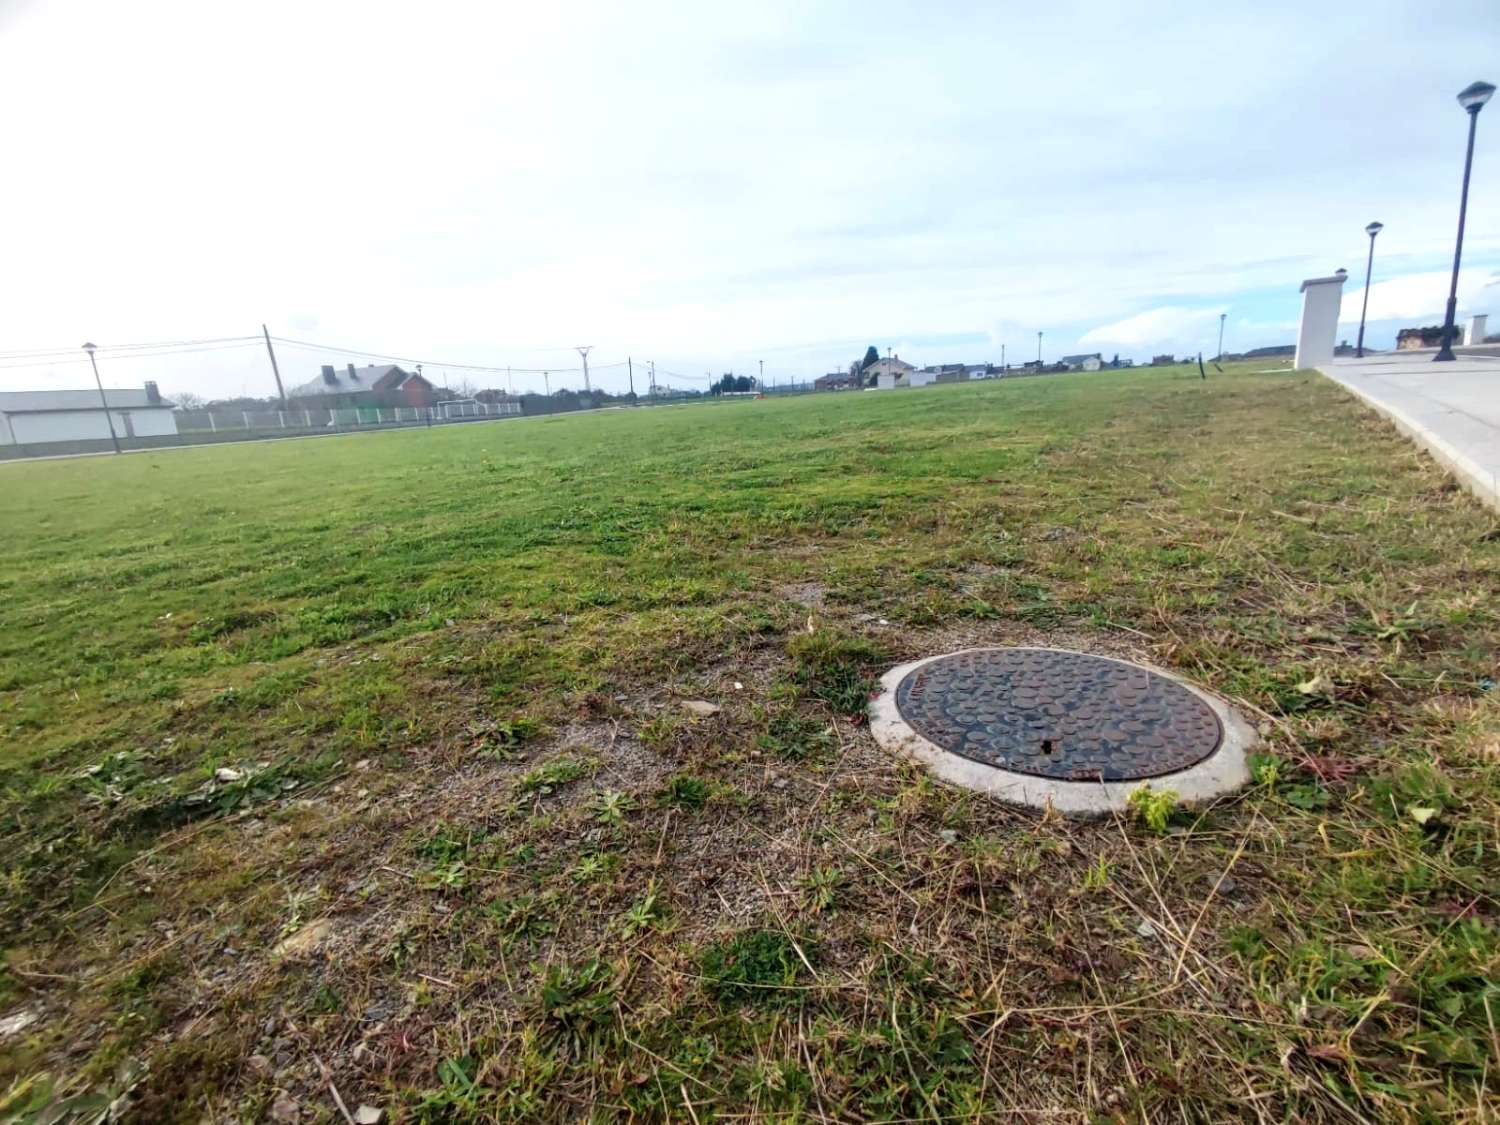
(1465, 314, 1488, 346)
(1295, 270, 1347, 369)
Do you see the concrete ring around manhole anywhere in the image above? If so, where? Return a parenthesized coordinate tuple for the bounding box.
(868, 646, 1255, 815)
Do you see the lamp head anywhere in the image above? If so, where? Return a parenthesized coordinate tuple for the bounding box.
(1365, 221, 1384, 237)
(1457, 81, 1495, 113)
(81, 342, 96, 354)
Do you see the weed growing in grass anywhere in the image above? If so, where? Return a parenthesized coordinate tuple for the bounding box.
(537, 959, 617, 1057)
(482, 716, 542, 756)
(700, 929, 813, 1008)
(517, 755, 589, 795)
(618, 882, 669, 936)
(786, 630, 884, 716)
(1126, 785, 1178, 832)
(1249, 751, 1283, 785)
(1080, 855, 1111, 890)
(567, 852, 618, 884)
(657, 773, 710, 811)
(486, 892, 557, 941)
(757, 712, 834, 761)
(800, 865, 843, 913)
(589, 789, 636, 825)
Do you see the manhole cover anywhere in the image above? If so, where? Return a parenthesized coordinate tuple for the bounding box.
(893, 648, 1224, 781)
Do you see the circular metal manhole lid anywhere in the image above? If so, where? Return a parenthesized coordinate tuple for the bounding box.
(894, 648, 1224, 781)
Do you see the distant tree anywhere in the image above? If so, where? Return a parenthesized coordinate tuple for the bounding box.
(733, 375, 753, 393)
(860, 345, 880, 372)
(1110, 354, 1120, 368)
(172, 391, 205, 410)
(714, 373, 739, 394)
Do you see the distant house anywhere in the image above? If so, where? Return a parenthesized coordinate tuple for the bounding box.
(1150, 354, 1176, 366)
(287, 364, 438, 408)
(0, 382, 177, 446)
(865, 357, 917, 389)
(1061, 353, 1103, 372)
(815, 372, 858, 392)
(1395, 326, 1452, 351)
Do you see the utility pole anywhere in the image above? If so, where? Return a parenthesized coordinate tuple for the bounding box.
(1217, 313, 1227, 360)
(262, 324, 287, 406)
(627, 357, 635, 397)
(759, 358, 764, 393)
(576, 346, 592, 392)
(1037, 331, 1043, 364)
(543, 370, 550, 395)
(1001, 343, 1006, 370)
(81, 342, 121, 454)
(507, 365, 513, 396)
(649, 360, 656, 397)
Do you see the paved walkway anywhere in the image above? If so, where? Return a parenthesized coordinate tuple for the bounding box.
(1320, 349, 1500, 512)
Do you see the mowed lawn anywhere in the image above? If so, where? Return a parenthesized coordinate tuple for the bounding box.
(2, 364, 1497, 1122)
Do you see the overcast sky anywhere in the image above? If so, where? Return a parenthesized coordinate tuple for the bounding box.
(1, 0, 1496, 399)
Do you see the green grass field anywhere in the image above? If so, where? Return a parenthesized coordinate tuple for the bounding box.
(2, 364, 1497, 1122)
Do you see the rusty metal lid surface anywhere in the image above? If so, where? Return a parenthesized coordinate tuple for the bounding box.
(894, 648, 1223, 781)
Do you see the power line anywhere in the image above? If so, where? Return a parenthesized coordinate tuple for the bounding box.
(0, 340, 263, 371)
(269, 335, 588, 374)
(0, 335, 260, 361)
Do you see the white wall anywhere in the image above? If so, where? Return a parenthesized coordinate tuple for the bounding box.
(1295, 276, 1345, 369)
(124, 408, 179, 437)
(908, 369, 938, 387)
(2, 407, 178, 445)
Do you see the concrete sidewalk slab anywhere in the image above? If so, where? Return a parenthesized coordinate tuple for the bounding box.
(1320, 352, 1500, 512)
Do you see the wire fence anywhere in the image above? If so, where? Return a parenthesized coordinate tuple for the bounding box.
(0, 401, 522, 461)
(174, 400, 518, 434)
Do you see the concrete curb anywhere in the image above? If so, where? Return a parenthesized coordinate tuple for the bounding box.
(868, 647, 1255, 816)
(1318, 366, 1500, 513)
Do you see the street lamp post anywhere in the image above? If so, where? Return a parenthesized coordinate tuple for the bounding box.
(1037, 331, 1043, 365)
(1435, 80, 1494, 362)
(1217, 313, 1227, 360)
(1355, 221, 1383, 357)
(81, 342, 121, 454)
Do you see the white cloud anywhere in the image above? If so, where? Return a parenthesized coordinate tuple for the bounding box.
(1079, 307, 1223, 352)
(1339, 268, 1499, 327)
(0, 1, 1496, 396)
